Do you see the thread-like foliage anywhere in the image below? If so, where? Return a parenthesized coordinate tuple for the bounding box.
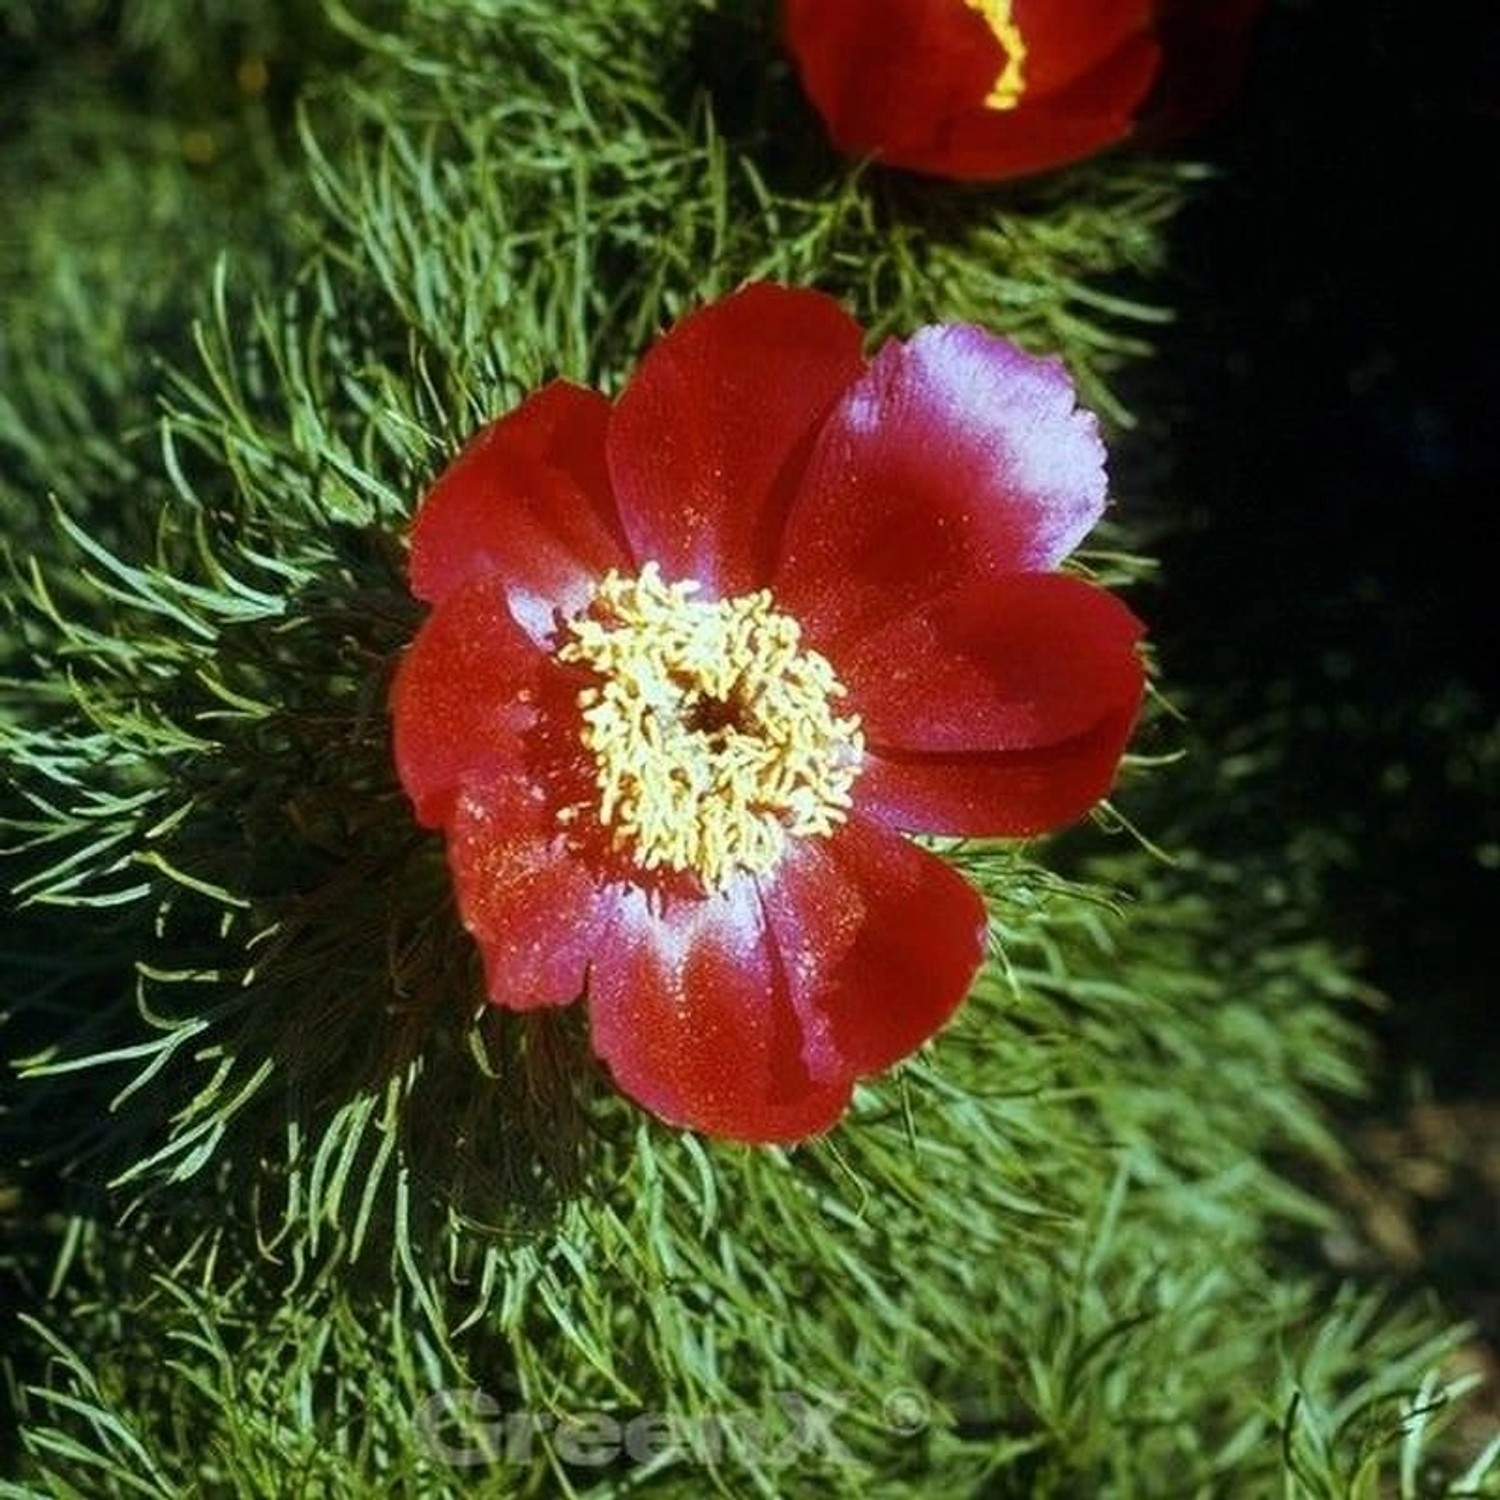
(3, 1, 1495, 1495)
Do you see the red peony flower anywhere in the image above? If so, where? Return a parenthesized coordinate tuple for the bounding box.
(392, 283, 1144, 1143)
(783, 0, 1266, 182)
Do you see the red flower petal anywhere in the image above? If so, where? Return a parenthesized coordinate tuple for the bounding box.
(391, 576, 551, 829)
(844, 574, 1145, 836)
(407, 381, 631, 638)
(774, 325, 1107, 652)
(762, 815, 987, 1082)
(844, 572, 1146, 751)
(588, 882, 853, 1142)
(1013, 0, 1155, 98)
(857, 711, 1141, 837)
(606, 283, 866, 599)
(784, 0, 1005, 159)
(918, 30, 1160, 181)
(448, 781, 621, 1011)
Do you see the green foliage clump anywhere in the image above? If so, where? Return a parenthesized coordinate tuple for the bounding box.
(2, 1, 1495, 1495)
(6, 856, 1496, 1498)
(0, 0, 360, 563)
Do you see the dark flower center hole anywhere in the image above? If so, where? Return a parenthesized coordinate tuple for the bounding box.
(682, 691, 749, 746)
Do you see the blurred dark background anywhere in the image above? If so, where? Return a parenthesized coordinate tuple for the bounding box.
(1135, 0, 1497, 1086)
(1126, 0, 1498, 1356)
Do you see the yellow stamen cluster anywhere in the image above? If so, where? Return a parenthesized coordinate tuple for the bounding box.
(964, 0, 1028, 111)
(556, 564, 864, 889)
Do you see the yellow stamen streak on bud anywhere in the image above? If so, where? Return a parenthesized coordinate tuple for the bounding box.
(556, 563, 864, 890)
(964, 0, 1028, 111)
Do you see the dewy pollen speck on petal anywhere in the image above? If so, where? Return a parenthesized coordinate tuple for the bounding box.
(556, 562, 865, 890)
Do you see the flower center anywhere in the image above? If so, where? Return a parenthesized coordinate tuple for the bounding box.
(964, 0, 1027, 111)
(556, 563, 864, 890)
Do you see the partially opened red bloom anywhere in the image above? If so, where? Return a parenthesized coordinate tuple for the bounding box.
(392, 283, 1145, 1143)
(783, 0, 1266, 182)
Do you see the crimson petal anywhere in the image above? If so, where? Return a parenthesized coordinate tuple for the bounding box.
(589, 882, 853, 1142)
(448, 782, 620, 1012)
(926, 35, 1160, 181)
(408, 381, 631, 639)
(857, 711, 1140, 837)
(761, 816, 987, 1083)
(774, 325, 1107, 652)
(391, 576, 551, 829)
(844, 573, 1145, 751)
(606, 283, 866, 599)
(784, 0, 1005, 159)
(843, 574, 1145, 837)
(1012, 0, 1155, 98)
